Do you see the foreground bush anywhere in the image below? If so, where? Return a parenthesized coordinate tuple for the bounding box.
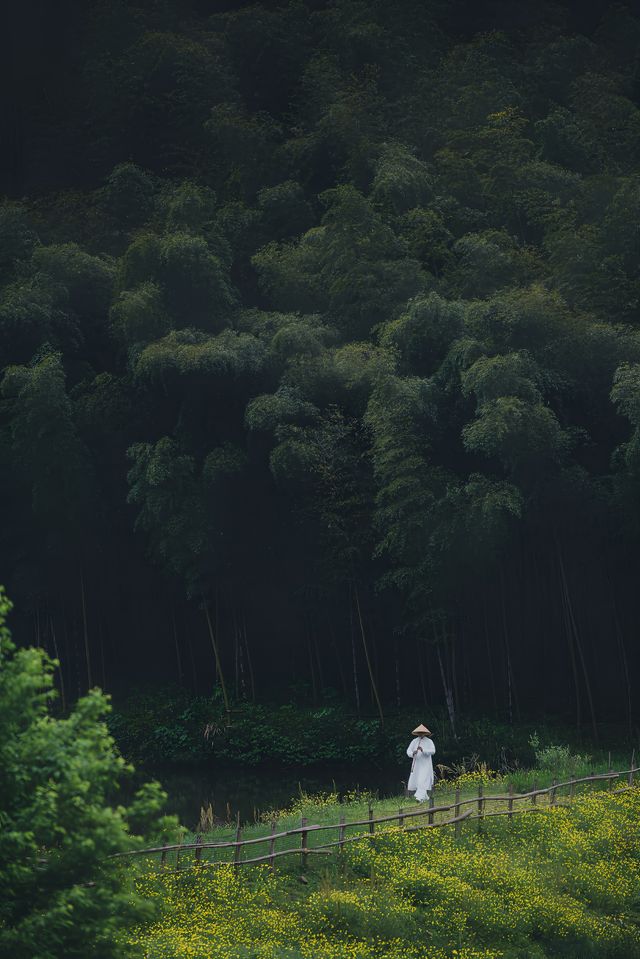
(0, 588, 178, 958)
(125, 788, 640, 959)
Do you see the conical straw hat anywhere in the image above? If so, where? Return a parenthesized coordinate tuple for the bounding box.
(412, 723, 431, 735)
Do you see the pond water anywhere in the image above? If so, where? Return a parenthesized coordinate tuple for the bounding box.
(140, 761, 408, 829)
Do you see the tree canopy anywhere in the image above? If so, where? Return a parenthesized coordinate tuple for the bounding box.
(2, 0, 640, 729)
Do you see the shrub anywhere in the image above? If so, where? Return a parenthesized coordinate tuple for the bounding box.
(0, 587, 179, 959)
(529, 732, 591, 777)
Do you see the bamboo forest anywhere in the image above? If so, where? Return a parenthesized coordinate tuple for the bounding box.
(2, 1, 640, 956)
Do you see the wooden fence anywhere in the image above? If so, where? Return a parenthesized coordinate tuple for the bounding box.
(115, 761, 639, 872)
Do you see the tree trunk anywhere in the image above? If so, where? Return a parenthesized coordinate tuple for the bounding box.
(99, 619, 107, 691)
(349, 592, 361, 714)
(243, 614, 256, 703)
(560, 558, 581, 731)
(499, 569, 518, 724)
(171, 603, 184, 687)
(557, 544, 598, 741)
(50, 615, 67, 713)
(313, 630, 325, 693)
(353, 581, 384, 724)
(416, 639, 427, 703)
(436, 640, 456, 738)
(187, 628, 198, 693)
(607, 567, 632, 735)
(307, 623, 318, 704)
(483, 600, 498, 712)
(233, 608, 240, 700)
(203, 600, 230, 717)
(80, 568, 92, 691)
(326, 611, 348, 699)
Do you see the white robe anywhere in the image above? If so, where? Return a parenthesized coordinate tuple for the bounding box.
(406, 736, 435, 801)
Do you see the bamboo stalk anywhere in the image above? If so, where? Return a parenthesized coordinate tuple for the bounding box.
(80, 569, 92, 691)
(353, 582, 384, 725)
(203, 600, 230, 715)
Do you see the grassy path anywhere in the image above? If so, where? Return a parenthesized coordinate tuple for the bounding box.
(147, 758, 635, 871)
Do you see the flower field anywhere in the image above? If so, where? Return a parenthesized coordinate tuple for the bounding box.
(123, 787, 640, 959)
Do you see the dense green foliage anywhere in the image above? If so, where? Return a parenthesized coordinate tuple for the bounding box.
(3, 0, 640, 728)
(0, 588, 177, 958)
(107, 688, 627, 772)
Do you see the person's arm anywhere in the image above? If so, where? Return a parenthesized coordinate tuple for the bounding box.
(423, 738, 435, 756)
(406, 738, 418, 758)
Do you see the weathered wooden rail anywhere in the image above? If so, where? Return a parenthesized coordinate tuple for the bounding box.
(115, 760, 639, 872)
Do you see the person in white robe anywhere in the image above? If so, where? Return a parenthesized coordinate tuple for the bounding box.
(406, 723, 435, 802)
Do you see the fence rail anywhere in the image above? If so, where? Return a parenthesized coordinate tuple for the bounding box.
(116, 762, 639, 872)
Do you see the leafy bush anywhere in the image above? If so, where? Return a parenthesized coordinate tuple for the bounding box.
(529, 732, 592, 778)
(0, 587, 180, 958)
(109, 690, 624, 785)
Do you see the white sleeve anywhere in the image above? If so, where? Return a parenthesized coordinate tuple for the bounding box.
(423, 738, 435, 756)
(406, 738, 417, 758)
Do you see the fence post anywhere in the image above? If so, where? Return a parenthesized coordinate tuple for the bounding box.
(508, 783, 514, 823)
(569, 777, 575, 799)
(368, 805, 375, 850)
(629, 749, 636, 787)
(454, 788, 461, 839)
(428, 794, 435, 825)
(609, 756, 615, 791)
(269, 819, 277, 869)
(550, 780, 557, 806)
(175, 844, 181, 872)
(532, 779, 537, 807)
(477, 783, 484, 832)
(195, 834, 203, 864)
(300, 817, 308, 870)
(161, 847, 168, 867)
(338, 814, 346, 851)
(398, 807, 404, 827)
(233, 812, 242, 872)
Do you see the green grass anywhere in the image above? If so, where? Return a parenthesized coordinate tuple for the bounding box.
(123, 783, 640, 959)
(144, 751, 637, 871)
